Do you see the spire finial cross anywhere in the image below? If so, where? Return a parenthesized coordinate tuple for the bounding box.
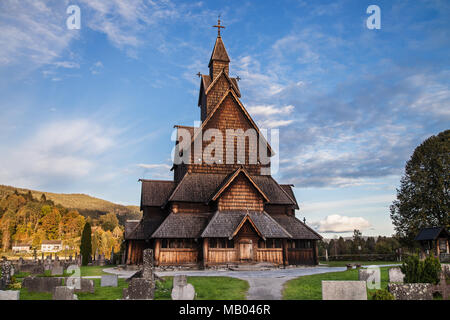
(212, 15, 225, 37)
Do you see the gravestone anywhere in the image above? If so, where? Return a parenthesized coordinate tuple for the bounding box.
(0, 290, 20, 300)
(388, 283, 433, 300)
(322, 281, 367, 300)
(66, 277, 95, 294)
(123, 278, 154, 300)
(142, 249, 154, 281)
(101, 274, 118, 287)
(22, 276, 63, 293)
(388, 267, 405, 283)
(171, 275, 195, 300)
(53, 286, 77, 300)
(0, 261, 12, 290)
(51, 266, 64, 276)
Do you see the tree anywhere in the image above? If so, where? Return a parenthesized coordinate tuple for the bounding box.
(390, 130, 450, 246)
(80, 222, 92, 265)
(99, 213, 119, 232)
(40, 208, 61, 240)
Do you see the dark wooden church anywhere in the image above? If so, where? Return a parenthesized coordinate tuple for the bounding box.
(124, 20, 322, 267)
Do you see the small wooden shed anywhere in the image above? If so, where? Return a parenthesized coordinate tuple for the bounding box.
(414, 227, 449, 262)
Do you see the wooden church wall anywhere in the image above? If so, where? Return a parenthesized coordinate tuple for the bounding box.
(217, 175, 264, 212)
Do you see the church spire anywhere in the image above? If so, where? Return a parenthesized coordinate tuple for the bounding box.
(209, 17, 230, 80)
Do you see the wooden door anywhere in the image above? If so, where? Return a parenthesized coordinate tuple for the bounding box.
(239, 240, 253, 261)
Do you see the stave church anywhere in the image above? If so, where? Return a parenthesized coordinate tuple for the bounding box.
(124, 20, 322, 267)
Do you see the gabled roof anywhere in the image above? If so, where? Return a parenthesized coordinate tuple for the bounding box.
(271, 214, 322, 240)
(191, 89, 274, 156)
(201, 211, 291, 239)
(205, 69, 241, 97)
(139, 180, 175, 209)
(210, 167, 269, 202)
(41, 240, 62, 245)
(252, 176, 297, 206)
(208, 36, 230, 66)
(231, 214, 265, 239)
(164, 171, 297, 206)
(197, 73, 241, 106)
(280, 184, 299, 209)
(125, 216, 168, 240)
(151, 213, 210, 238)
(415, 227, 449, 241)
(167, 172, 227, 203)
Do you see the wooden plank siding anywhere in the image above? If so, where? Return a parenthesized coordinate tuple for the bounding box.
(256, 248, 283, 264)
(208, 248, 238, 264)
(159, 248, 199, 265)
(287, 248, 315, 265)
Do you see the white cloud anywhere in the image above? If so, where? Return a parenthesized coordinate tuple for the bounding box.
(0, 119, 117, 188)
(313, 214, 371, 233)
(247, 105, 294, 117)
(0, 0, 77, 69)
(137, 163, 171, 170)
(258, 119, 294, 128)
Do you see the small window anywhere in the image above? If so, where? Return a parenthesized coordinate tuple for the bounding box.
(227, 239, 234, 248)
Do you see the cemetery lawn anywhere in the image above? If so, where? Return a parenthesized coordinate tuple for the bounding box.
(80, 265, 115, 276)
(320, 261, 401, 267)
(282, 267, 391, 300)
(154, 276, 249, 300)
(18, 276, 248, 300)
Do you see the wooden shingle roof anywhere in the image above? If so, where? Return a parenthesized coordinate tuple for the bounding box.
(146, 171, 298, 206)
(209, 36, 230, 65)
(271, 214, 322, 240)
(151, 213, 210, 238)
(201, 211, 291, 239)
(140, 180, 175, 208)
(125, 217, 167, 240)
(415, 227, 449, 241)
(252, 176, 297, 206)
(168, 172, 227, 203)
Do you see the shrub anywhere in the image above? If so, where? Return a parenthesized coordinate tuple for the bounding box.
(401, 254, 441, 284)
(372, 289, 395, 300)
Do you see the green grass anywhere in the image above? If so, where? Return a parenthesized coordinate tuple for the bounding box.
(154, 276, 249, 300)
(320, 260, 401, 267)
(17, 275, 249, 300)
(79, 265, 115, 276)
(283, 267, 391, 300)
(77, 278, 127, 300)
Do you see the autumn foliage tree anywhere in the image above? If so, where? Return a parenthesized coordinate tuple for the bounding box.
(390, 130, 450, 246)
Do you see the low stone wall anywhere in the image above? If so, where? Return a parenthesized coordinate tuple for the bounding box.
(388, 283, 433, 300)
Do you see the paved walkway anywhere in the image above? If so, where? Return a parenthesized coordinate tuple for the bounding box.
(101, 264, 400, 300)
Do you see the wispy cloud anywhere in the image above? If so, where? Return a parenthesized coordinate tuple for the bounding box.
(312, 214, 371, 233)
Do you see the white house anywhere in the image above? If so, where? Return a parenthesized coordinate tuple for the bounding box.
(12, 242, 31, 253)
(41, 240, 63, 253)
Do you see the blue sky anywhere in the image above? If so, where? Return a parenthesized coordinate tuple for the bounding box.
(0, 0, 449, 237)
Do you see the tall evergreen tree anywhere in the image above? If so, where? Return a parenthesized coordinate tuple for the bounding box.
(80, 222, 92, 266)
(390, 130, 449, 246)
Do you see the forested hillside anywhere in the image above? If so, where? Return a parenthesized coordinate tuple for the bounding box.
(0, 186, 140, 256)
